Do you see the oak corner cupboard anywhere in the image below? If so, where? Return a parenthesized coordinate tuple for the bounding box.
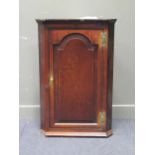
(36, 19, 116, 137)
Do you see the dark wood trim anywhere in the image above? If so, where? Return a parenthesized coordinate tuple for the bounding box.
(43, 129, 112, 137)
(36, 19, 117, 24)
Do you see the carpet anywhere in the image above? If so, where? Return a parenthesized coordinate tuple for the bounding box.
(19, 119, 135, 155)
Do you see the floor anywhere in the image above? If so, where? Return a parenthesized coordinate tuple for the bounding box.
(19, 119, 135, 155)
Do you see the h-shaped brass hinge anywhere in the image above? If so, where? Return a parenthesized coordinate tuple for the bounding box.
(101, 32, 107, 48)
(98, 111, 106, 128)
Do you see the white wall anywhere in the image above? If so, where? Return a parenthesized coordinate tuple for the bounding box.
(19, 0, 135, 119)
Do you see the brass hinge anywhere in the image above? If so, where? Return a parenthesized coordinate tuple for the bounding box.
(98, 111, 106, 128)
(101, 32, 107, 48)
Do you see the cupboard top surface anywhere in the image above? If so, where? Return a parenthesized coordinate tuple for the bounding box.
(36, 19, 117, 24)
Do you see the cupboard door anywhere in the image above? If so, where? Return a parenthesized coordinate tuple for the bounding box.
(49, 31, 103, 129)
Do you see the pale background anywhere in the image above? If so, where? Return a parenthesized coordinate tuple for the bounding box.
(19, 0, 135, 120)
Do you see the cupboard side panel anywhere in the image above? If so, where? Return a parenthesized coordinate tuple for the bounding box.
(38, 24, 50, 130)
(106, 23, 115, 130)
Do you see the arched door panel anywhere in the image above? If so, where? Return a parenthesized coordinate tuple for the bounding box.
(50, 33, 99, 128)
